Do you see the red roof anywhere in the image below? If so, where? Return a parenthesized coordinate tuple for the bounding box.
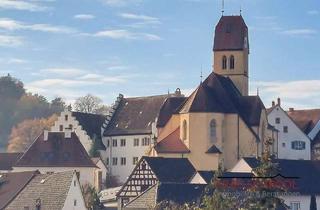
(213, 15, 248, 51)
(287, 109, 320, 134)
(154, 128, 190, 154)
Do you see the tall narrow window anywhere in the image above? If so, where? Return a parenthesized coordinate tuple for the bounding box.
(210, 119, 217, 142)
(182, 120, 187, 140)
(229, 55, 235, 69)
(222, 56, 227, 70)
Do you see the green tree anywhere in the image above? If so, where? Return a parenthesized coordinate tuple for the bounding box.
(81, 184, 103, 210)
(89, 135, 100, 158)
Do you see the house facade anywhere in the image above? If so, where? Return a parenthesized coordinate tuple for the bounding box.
(102, 92, 183, 183)
(51, 110, 107, 159)
(150, 16, 276, 171)
(286, 108, 320, 160)
(12, 131, 102, 190)
(267, 99, 311, 160)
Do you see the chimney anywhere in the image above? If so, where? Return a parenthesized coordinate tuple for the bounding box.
(64, 128, 72, 139)
(289, 108, 294, 112)
(277, 98, 281, 106)
(272, 101, 275, 107)
(44, 130, 49, 141)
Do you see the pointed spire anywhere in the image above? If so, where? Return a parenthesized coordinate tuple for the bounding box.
(221, 0, 225, 16)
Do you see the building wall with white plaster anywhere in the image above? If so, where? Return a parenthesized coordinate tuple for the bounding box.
(62, 173, 87, 210)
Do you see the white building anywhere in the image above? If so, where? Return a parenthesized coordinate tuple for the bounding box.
(102, 92, 183, 183)
(51, 110, 107, 160)
(12, 131, 102, 190)
(267, 98, 311, 160)
(4, 171, 87, 210)
(231, 157, 320, 210)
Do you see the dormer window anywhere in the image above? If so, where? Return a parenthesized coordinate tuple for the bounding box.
(229, 55, 235, 69)
(222, 56, 227, 70)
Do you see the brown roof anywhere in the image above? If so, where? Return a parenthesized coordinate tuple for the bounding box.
(154, 127, 190, 154)
(213, 15, 248, 51)
(0, 171, 38, 209)
(6, 171, 75, 210)
(287, 109, 320, 134)
(104, 94, 171, 136)
(179, 72, 265, 127)
(0, 153, 22, 171)
(14, 132, 96, 168)
(157, 97, 187, 128)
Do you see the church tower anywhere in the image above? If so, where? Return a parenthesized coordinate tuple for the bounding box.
(213, 15, 249, 96)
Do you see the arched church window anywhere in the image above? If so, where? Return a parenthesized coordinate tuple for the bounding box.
(222, 56, 227, 70)
(230, 55, 235, 69)
(210, 119, 217, 142)
(182, 120, 187, 140)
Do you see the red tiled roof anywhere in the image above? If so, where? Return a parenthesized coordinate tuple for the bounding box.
(0, 171, 38, 209)
(213, 16, 248, 51)
(14, 132, 96, 168)
(287, 109, 320, 134)
(154, 128, 190, 154)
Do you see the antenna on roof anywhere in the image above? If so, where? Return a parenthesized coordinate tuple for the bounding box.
(221, 0, 225, 16)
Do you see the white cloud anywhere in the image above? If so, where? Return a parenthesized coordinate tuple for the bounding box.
(307, 10, 319, 15)
(281, 29, 317, 36)
(251, 80, 320, 109)
(101, 0, 141, 7)
(95, 29, 162, 40)
(0, 18, 77, 34)
(0, 0, 48, 11)
(73, 14, 95, 20)
(39, 68, 86, 77)
(119, 13, 159, 22)
(7, 58, 28, 64)
(0, 34, 23, 47)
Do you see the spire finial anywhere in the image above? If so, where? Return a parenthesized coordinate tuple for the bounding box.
(221, 0, 224, 16)
(240, 1, 242, 16)
(200, 65, 203, 84)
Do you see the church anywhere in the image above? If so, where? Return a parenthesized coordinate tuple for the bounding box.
(149, 15, 277, 171)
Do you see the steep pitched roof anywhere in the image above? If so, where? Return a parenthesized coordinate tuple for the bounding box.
(179, 72, 265, 128)
(104, 94, 170, 136)
(213, 15, 248, 51)
(14, 132, 96, 168)
(157, 97, 186, 128)
(154, 127, 190, 154)
(72, 111, 106, 150)
(287, 109, 320, 134)
(157, 183, 206, 205)
(143, 156, 196, 182)
(243, 157, 320, 194)
(0, 171, 38, 209)
(6, 171, 75, 210)
(0, 153, 22, 171)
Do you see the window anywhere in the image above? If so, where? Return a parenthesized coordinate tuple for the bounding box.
(112, 139, 117, 147)
(142, 137, 150, 146)
(59, 125, 63, 131)
(134, 138, 139, 146)
(74, 180, 76, 187)
(282, 143, 286, 147)
(121, 157, 126, 165)
(222, 56, 227, 70)
(291, 141, 306, 150)
(275, 117, 280, 124)
(210, 119, 217, 142)
(120, 139, 126, 147)
(106, 140, 110, 147)
(229, 55, 235, 69)
(182, 120, 187, 140)
(106, 157, 109, 165)
(69, 124, 73, 130)
(112, 157, 118, 165)
(290, 202, 300, 210)
(283, 126, 288, 133)
(133, 157, 139, 165)
(74, 199, 77, 206)
(65, 115, 68, 121)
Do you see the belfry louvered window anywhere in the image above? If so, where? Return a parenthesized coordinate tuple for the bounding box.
(222, 56, 227, 69)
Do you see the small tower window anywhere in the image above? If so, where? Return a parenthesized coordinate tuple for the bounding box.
(229, 55, 235, 69)
(222, 56, 227, 70)
(210, 119, 217, 142)
(182, 120, 187, 140)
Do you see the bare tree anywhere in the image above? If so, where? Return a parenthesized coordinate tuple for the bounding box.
(74, 94, 103, 114)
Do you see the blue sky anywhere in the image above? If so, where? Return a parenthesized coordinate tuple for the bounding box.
(0, 0, 319, 109)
